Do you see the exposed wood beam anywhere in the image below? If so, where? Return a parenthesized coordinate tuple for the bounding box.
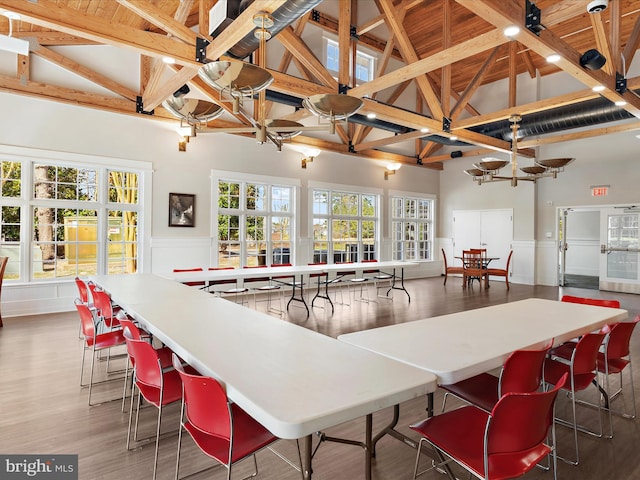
(419, 141, 443, 160)
(441, 0, 452, 119)
(277, 13, 311, 75)
(521, 49, 537, 78)
(609, 0, 622, 73)
(31, 45, 138, 101)
(276, 27, 339, 90)
(377, 0, 443, 118)
(356, 0, 422, 36)
(115, 0, 201, 45)
(622, 14, 640, 71)
(508, 41, 517, 107)
(17, 54, 28, 82)
(354, 131, 427, 152)
(338, 0, 351, 88)
(451, 46, 502, 120)
(590, 11, 615, 76)
(456, 0, 640, 118)
(423, 147, 495, 164)
(199, 0, 215, 37)
(12, 31, 99, 46)
(349, 28, 507, 99)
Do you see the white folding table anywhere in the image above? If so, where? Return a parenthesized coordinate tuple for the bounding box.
(338, 298, 628, 452)
(90, 274, 437, 480)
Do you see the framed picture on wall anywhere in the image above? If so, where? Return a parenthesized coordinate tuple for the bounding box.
(169, 193, 195, 227)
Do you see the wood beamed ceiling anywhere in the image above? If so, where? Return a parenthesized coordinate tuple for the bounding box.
(1, 0, 639, 171)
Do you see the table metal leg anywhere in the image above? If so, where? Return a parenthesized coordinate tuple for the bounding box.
(286, 274, 310, 316)
(386, 268, 411, 302)
(302, 435, 312, 480)
(311, 273, 334, 314)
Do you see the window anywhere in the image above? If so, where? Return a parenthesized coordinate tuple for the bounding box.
(312, 187, 379, 263)
(0, 148, 148, 282)
(324, 38, 376, 84)
(215, 175, 296, 267)
(391, 195, 434, 261)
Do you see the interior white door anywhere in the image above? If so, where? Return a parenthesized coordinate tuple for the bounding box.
(453, 209, 513, 270)
(599, 208, 640, 293)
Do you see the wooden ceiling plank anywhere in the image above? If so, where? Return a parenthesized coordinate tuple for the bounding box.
(17, 54, 29, 82)
(355, 79, 412, 145)
(12, 31, 99, 46)
(349, 27, 507, 100)
(376, 0, 443, 118)
(451, 45, 503, 120)
(115, 0, 201, 45)
(609, 0, 622, 73)
(142, 65, 199, 111)
(356, 0, 422, 36)
(456, 0, 640, 118)
(590, 12, 615, 76)
(276, 27, 339, 90)
(32, 45, 138, 101)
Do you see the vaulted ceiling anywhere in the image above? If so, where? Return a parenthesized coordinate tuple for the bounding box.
(1, 0, 639, 171)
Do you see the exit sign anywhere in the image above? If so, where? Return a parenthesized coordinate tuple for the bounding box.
(592, 186, 608, 197)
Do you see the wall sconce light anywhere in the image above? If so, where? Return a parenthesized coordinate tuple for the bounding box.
(178, 137, 188, 152)
(177, 123, 195, 137)
(301, 147, 321, 169)
(384, 162, 402, 180)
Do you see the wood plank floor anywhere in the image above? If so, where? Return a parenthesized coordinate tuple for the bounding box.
(1, 276, 639, 480)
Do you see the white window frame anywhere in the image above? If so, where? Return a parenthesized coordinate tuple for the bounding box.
(323, 37, 377, 84)
(389, 189, 436, 262)
(211, 170, 300, 267)
(0, 145, 151, 283)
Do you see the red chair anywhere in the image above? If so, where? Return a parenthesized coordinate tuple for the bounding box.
(442, 248, 464, 286)
(544, 331, 607, 465)
(124, 328, 184, 480)
(118, 318, 174, 412)
(173, 267, 206, 288)
(76, 300, 126, 406)
(88, 283, 123, 331)
(410, 374, 568, 480)
(560, 295, 621, 308)
(172, 354, 295, 480)
(441, 340, 553, 413)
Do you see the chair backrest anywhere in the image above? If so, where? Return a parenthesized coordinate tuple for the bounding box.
(604, 316, 640, 360)
(173, 354, 232, 441)
(561, 295, 621, 308)
(498, 339, 553, 396)
(362, 259, 379, 274)
(208, 267, 236, 286)
(308, 262, 326, 278)
(571, 332, 607, 375)
(173, 267, 205, 287)
(123, 329, 162, 389)
(75, 277, 90, 304)
(441, 249, 449, 269)
(75, 300, 96, 339)
(488, 373, 568, 457)
(462, 250, 484, 273)
(504, 250, 513, 271)
(335, 262, 355, 276)
(118, 318, 142, 340)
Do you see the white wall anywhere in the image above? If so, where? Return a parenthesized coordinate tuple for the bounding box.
(0, 92, 441, 316)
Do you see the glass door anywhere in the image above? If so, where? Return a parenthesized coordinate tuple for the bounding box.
(599, 209, 640, 293)
(558, 209, 568, 286)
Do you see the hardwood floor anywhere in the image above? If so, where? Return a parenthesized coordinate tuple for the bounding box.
(1, 276, 639, 480)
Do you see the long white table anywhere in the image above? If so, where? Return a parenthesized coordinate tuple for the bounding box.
(338, 298, 628, 453)
(90, 274, 437, 480)
(165, 261, 419, 315)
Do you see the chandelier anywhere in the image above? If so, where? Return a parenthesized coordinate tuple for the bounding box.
(465, 114, 574, 186)
(164, 12, 363, 150)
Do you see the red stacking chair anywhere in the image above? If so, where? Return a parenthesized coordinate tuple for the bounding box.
(124, 328, 184, 480)
(88, 283, 123, 331)
(173, 267, 206, 288)
(76, 300, 126, 406)
(560, 295, 620, 308)
(118, 318, 174, 412)
(441, 340, 553, 413)
(173, 354, 298, 480)
(410, 374, 568, 480)
(544, 331, 607, 465)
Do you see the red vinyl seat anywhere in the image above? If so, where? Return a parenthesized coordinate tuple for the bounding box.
(410, 374, 568, 480)
(173, 267, 206, 288)
(560, 295, 620, 308)
(441, 248, 464, 286)
(441, 339, 553, 413)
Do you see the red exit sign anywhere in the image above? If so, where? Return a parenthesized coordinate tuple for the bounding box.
(592, 186, 608, 197)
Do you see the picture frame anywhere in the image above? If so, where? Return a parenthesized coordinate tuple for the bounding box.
(169, 193, 195, 227)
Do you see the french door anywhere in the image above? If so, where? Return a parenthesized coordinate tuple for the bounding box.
(599, 208, 640, 293)
(452, 209, 513, 270)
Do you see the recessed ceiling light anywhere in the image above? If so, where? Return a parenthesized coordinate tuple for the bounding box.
(420, 128, 429, 133)
(615, 100, 627, 106)
(546, 54, 561, 63)
(162, 56, 176, 64)
(366, 112, 377, 119)
(592, 85, 605, 92)
(635, 134, 640, 140)
(450, 135, 458, 141)
(503, 25, 520, 37)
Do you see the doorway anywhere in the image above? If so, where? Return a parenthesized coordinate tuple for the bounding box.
(558, 208, 600, 289)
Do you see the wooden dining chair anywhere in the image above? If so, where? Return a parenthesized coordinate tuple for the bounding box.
(441, 249, 463, 286)
(486, 250, 513, 290)
(462, 250, 488, 288)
